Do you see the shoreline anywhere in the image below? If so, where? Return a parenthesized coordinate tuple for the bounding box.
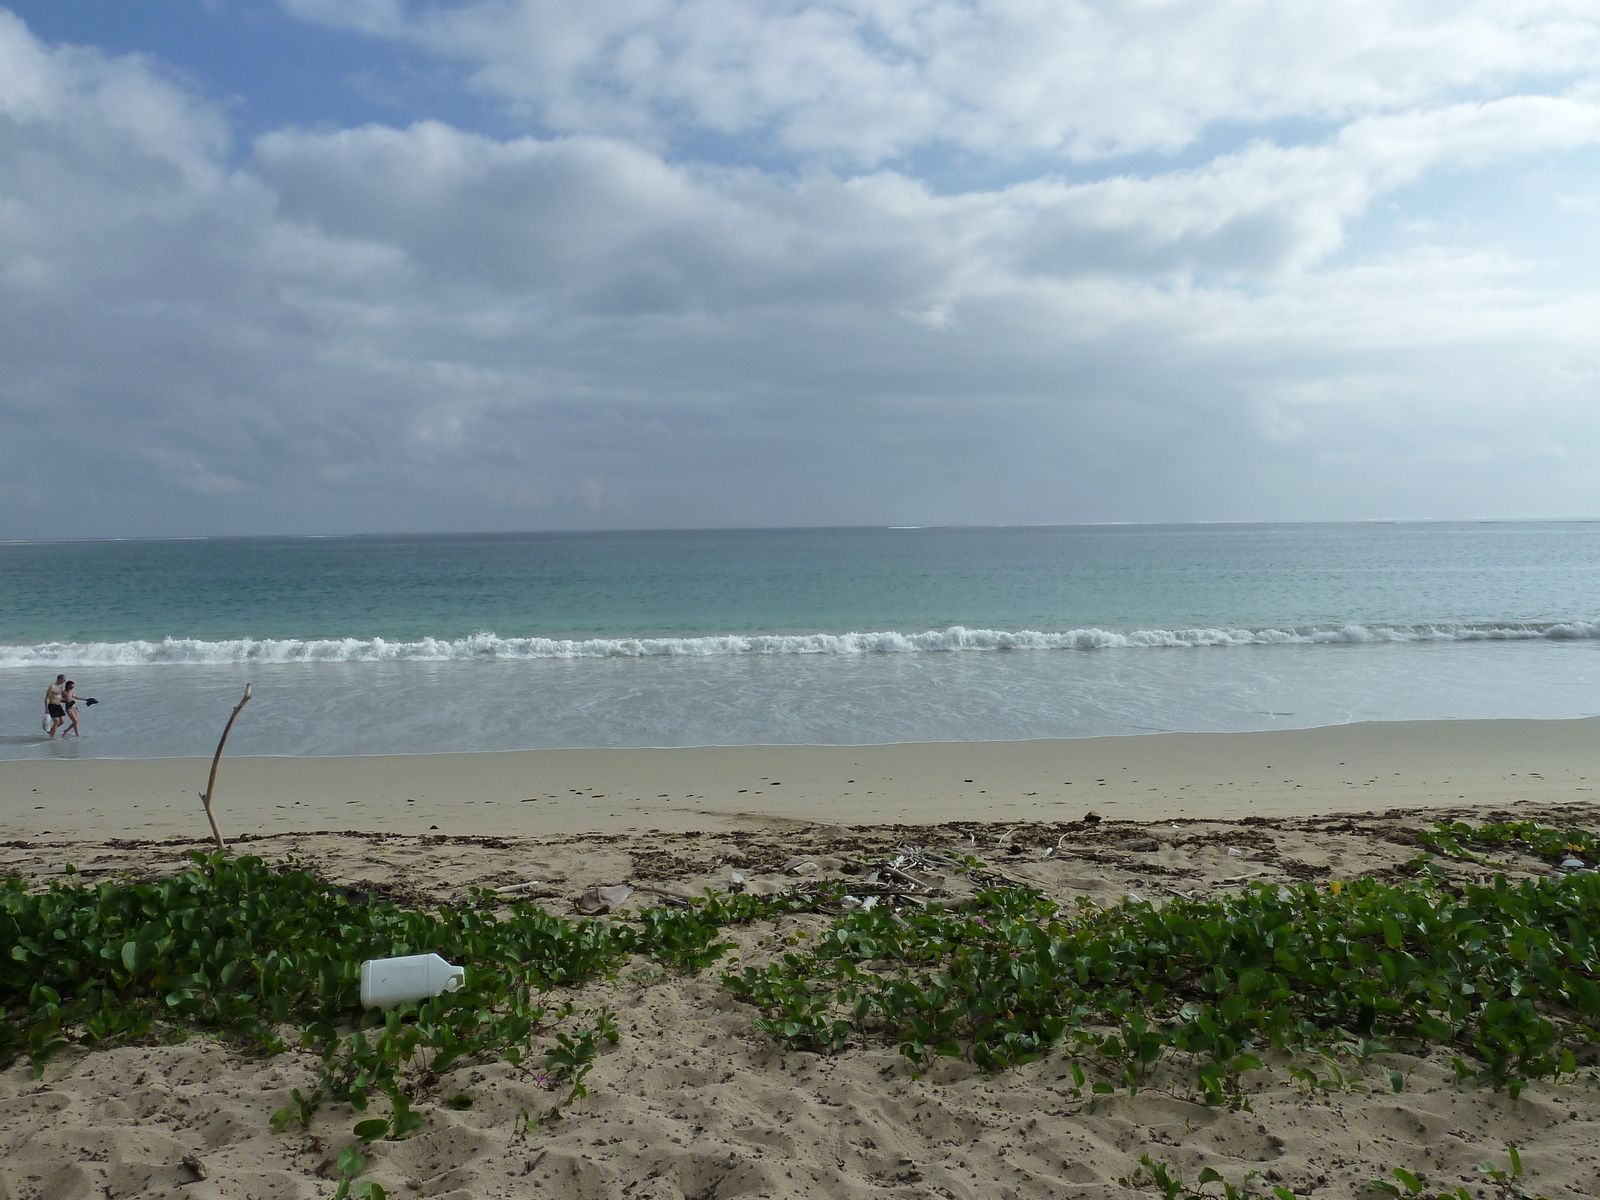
(5, 715, 1597, 842)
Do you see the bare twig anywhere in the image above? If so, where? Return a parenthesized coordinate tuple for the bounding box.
(199, 683, 252, 853)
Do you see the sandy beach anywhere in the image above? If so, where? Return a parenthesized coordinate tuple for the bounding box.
(4, 719, 1600, 1199)
(5, 717, 1599, 843)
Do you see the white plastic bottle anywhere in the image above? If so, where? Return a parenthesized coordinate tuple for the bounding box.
(359, 953, 466, 1011)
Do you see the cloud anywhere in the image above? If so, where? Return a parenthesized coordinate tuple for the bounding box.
(282, 0, 1600, 163)
(251, 94, 1600, 301)
(5, 7, 1600, 538)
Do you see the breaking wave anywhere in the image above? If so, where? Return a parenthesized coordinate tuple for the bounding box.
(4, 621, 1600, 667)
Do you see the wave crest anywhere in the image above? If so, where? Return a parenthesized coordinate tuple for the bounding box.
(3, 620, 1598, 667)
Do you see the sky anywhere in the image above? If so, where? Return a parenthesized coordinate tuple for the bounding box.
(4, 2, 1600, 538)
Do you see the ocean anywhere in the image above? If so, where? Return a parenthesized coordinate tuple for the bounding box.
(3, 522, 1598, 759)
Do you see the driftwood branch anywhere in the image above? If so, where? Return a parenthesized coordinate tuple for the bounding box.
(199, 683, 252, 853)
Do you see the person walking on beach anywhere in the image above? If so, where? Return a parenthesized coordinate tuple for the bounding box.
(44, 675, 67, 738)
(61, 680, 85, 737)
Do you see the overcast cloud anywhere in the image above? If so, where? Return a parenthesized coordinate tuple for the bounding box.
(3, 2, 1600, 537)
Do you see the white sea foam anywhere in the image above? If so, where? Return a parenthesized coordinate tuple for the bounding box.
(3, 621, 1598, 667)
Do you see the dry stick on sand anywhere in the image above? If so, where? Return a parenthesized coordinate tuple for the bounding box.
(198, 683, 252, 853)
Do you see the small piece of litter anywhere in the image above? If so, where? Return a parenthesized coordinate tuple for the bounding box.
(492, 880, 546, 895)
(575, 884, 634, 914)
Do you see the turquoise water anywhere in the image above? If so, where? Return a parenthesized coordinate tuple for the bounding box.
(6, 523, 1600, 643)
(3, 522, 1598, 758)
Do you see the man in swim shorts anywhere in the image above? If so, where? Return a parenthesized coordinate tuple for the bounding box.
(44, 675, 67, 738)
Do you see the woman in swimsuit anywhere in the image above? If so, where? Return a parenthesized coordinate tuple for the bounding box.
(62, 681, 83, 737)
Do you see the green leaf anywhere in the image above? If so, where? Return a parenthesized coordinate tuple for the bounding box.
(353, 1118, 389, 1142)
(1390, 1166, 1423, 1193)
(335, 1145, 367, 1178)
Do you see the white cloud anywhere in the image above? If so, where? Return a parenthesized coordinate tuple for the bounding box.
(252, 94, 1600, 306)
(283, 0, 1600, 162)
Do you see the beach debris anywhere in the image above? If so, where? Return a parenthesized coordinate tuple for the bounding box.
(181, 1154, 207, 1181)
(360, 952, 466, 1011)
(493, 879, 547, 895)
(197, 682, 252, 854)
(839, 895, 880, 912)
(883, 857, 944, 890)
(895, 844, 1023, 890)
(728, 870, 746, 894)
(1561, 856, 1586, 870)
(1082, 811, 1102, 824)
(782, 857, 820, 876)
(627, 882, 700, 905)
(1227, 846, 1243, 856)
(575, 884, 635, 914)
(1115, 837, 1159, 853)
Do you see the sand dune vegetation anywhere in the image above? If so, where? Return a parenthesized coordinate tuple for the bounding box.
(4, 803, 1600, 1199)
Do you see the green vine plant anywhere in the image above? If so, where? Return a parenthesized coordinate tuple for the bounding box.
(1418, 820, 1599, 869)
(1365, 1144, 1550, 1200)
(4, 838, 1600, 1195)
(1118, 1154, 1296, 1199)
(0, 852, 831, 1191)
(722, 852, 1600, 1102)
